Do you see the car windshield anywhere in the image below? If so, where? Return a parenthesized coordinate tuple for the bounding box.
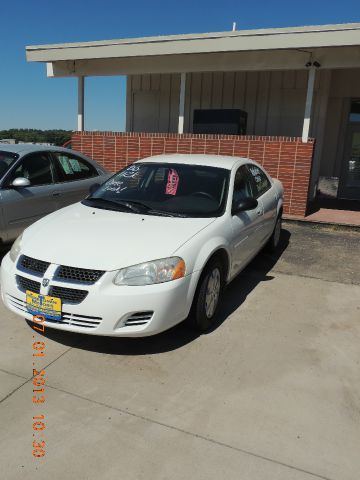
(0, 151, 18, 178)
(82, 162, 230, 217)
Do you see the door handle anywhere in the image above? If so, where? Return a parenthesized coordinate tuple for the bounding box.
(52, 191, 62, 197)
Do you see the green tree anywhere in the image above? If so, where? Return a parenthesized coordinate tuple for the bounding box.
(0, 129, 72, 146)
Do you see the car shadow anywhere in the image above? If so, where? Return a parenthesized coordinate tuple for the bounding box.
(207, 228, 291, 333)
(31, 228, 291, 355)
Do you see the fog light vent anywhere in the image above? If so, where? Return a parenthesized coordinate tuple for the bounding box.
(124, 311, 154, 327)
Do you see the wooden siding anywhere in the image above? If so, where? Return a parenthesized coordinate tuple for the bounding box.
(126, 70, 326, 138)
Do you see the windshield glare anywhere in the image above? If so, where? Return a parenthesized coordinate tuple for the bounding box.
(0, 151, 18, 179)
(84, 163, 230, 217)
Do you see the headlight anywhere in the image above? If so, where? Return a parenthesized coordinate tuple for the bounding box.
(9, 233, 23, 262)
(113, 257, 186, 286)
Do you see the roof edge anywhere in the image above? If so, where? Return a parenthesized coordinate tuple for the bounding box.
(26, 22, 360, 51)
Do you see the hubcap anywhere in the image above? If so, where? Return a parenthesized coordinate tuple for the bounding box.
(274, 217, 281, 246)
(205, 268, 221, 318)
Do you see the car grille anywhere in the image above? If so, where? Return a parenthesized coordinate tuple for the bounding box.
(16, 275, 41, 294)
(18, 255, 50, 277)
(49, 286, 88, 304)
(6, 295, 102, 329)
(55, 265, 104, 284)
(124, 311, 154, 327)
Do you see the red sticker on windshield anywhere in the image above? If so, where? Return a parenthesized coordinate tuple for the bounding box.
(165, 169, 179, 195)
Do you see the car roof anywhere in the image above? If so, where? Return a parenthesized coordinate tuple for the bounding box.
(0, 143, 109, 174)
(136, 154, 252, 170)
(0, 143, 74, 155)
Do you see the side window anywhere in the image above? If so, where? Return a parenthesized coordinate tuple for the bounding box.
(246, 164, 271, 198)
(232, 165, 254, 206)
(53, 153, 98, 182)
(8, 153, 53, 186)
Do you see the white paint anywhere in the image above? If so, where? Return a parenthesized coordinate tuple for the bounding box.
(77, 76, 85, 131)
(132, 91, 160, 132)
(178, 73, 186, 134)
(46, 62, 54, 77)
(26, 24, 360, 63)
(1, 154, 283, 337)
(302, 66, 316, 143)
(47, 47, 360, 77)
(129, 70, 315, 135)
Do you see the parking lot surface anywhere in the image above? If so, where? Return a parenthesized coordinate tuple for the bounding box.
(0, 222, 359, 480)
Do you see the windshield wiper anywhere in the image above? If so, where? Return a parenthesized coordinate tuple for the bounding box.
(147, 209, 188, 218)
(83, 197, 138, 213)
(84, 197, 187, 217)
(120, 200, 151, 212)
(85, 197, 151, 214)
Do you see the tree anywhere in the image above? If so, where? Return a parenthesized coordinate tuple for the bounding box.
(0, 129, 72, 146)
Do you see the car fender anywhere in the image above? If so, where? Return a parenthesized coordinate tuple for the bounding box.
(174, 217, 233, 304)
(192, 236, 231, 278)
(272, 178, 284, 216)
(174, 215, 232, 276)
(176, 233, 232, 317)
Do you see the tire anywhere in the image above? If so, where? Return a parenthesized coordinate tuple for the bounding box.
(188, 257, 224, 332)
(266, 213, 282, 252)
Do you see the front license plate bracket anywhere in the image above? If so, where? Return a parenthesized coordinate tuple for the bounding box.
(26, 290, 62, 321)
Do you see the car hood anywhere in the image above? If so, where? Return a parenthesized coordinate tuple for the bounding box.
(22, 203, 216, 271)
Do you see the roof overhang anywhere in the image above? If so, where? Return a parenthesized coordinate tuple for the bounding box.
(26, 23, 360, 77)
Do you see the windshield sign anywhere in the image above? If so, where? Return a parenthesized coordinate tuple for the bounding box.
(83, 163, 230, 217)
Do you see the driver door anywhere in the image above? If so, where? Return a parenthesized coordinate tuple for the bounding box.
(0, 152, 58, 241)
(229, 165, 264, 277)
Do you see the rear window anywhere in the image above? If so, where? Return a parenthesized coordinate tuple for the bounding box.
(0, 151, 18, 178)
(52, 152, 99, 182)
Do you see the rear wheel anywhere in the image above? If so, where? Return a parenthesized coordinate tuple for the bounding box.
(267, 213, 282, 252)
(188, 258, 224, 332)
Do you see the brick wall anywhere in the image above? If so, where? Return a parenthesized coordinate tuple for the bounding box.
(72, 132, 315, 217)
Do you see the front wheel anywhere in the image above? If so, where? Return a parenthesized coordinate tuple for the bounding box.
(188, 258, 224, 332)
(267, 213, 282, 252)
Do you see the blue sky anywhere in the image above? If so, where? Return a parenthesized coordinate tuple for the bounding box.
(1, 0, 358, 132)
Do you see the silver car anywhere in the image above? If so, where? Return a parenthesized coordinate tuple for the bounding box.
(0, 144, 110, 243)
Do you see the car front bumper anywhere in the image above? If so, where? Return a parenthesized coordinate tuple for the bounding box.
(0, 253, 200, 337)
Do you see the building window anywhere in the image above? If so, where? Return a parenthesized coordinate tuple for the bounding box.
(349, 100, 360, 123)
(193, 109, 247, 135)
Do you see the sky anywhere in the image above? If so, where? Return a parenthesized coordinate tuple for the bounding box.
(0, 0, 359, 132)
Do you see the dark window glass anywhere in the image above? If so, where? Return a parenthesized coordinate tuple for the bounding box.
(349, 101, 360, 123)
(53, 152, 98, 182)
(232, 165, 254, 207)
(246, 164, 271, 198)
(83, 162, 230, 218)
(193, 109, 247, 135)
(0, 151, 18, 178)
(9, 153, 53, 186)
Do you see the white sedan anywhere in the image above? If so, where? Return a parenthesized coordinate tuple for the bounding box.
(1, 154, 283, 336)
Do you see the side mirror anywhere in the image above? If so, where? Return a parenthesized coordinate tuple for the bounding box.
(232, 197, 258, 214)
(11, 177, 31, 188)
